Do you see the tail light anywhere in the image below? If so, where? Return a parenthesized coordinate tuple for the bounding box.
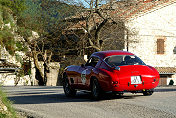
(112, 81, 118, 84)
(112, 81, 118, 87)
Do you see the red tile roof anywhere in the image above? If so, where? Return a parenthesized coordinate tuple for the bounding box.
(105, 0, 176, 20)
(155, 67, 176, 74)
(0, 59, 19, 73)
(65, 0, 176, 29)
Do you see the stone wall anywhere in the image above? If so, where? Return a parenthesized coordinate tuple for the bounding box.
(0, 73, 32, 86)
(31, 61, 60, 86)
(0, 62, 60, 86)
(0, 45, 32, 86)
(46, 62, 60, 86)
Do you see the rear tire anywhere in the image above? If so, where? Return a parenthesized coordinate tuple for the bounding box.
(91, 78, 102, 100)
(63, 74, 76, 97)
(143, 89, 154, 96)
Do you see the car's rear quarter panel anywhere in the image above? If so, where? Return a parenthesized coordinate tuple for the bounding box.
(65, 66, 80, 86)
(97, 61, 117, 91)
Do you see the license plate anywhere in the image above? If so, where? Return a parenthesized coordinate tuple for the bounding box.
(131, 76, 142, 84)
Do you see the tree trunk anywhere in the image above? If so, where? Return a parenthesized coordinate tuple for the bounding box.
(35, 66, 45, 86)
(32, 48, 45, 86)
(43, 62, 49, 85)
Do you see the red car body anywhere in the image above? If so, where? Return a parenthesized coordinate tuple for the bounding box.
(63, 50, 160, 99)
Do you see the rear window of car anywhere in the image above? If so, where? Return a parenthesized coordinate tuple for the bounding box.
(104, 55, 146, 67)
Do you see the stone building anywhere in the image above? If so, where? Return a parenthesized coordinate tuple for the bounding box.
(123, 0, 176, 85)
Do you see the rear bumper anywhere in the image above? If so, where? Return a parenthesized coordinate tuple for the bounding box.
(109, 82, 159, 92)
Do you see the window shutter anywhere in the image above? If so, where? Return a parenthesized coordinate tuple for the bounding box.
(157, 39, 165, 54)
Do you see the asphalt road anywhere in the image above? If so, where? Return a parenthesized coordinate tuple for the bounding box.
(2, 86, 176, 118)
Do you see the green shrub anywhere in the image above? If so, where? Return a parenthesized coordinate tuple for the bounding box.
(0, 88, 17, 118)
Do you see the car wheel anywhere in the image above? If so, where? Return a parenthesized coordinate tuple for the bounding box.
(143, 89, 154, 96)
(91, 78, 102, 100)
(63, 74, 76, 97)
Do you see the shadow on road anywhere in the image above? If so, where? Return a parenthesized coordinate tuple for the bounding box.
(154, 88, 176, 92)
(7, 92, 143, 105)
(6, 86, 176, 105)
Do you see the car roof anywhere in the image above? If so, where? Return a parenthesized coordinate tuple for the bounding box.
(91, 50, 134, 59)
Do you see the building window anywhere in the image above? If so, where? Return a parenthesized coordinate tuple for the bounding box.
(157, 39, 165, 54)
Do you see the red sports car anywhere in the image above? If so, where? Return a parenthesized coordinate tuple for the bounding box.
(63, 50, 160, 99)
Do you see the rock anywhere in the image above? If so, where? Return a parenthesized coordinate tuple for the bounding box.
(3, 105, 7, 111)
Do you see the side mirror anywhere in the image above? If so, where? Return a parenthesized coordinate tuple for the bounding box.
(81, 64, 85, 68)
(115, 66, 120, 71)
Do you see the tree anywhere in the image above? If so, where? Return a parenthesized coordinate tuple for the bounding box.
(17, 0, 78, 85)
(0, 0, 26, 14)
(63, 0, 138, 53)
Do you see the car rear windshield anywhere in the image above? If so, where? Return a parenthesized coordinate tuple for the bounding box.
(104, 55, 146, 67)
